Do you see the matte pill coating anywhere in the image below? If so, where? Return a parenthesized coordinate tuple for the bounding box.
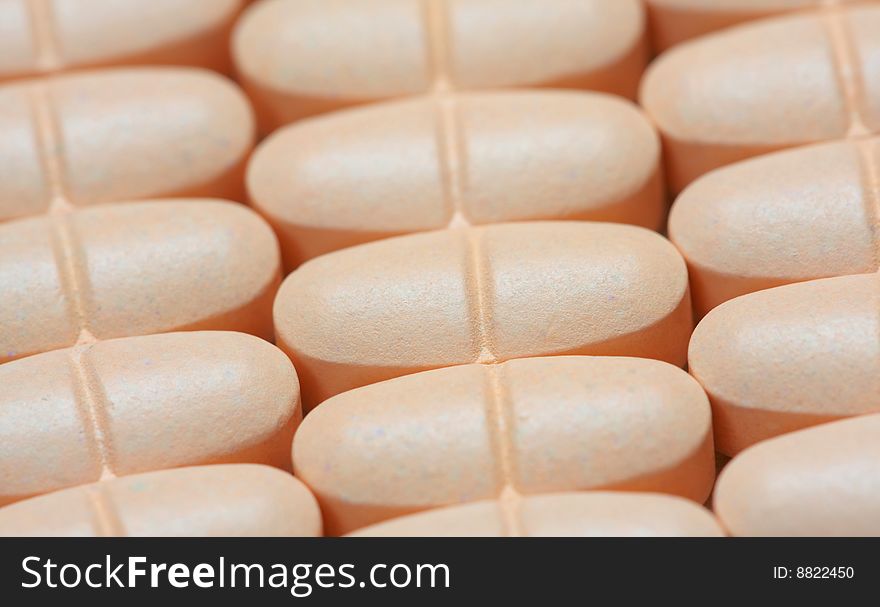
(233, 0, 647, 131)
(715, 415, 880, 536)
(0, 331, 300, 506)
(689, 273, 880, 455)
(274, 222, 692, 409)
(0, 68, 254, 222)
(248, 90, 664, 268)
(0, 0, 244, 82)
(0, 465, 322, 537)
(0, 200, 280, 363)
(640, 5, 880, 193)
(293, 356, 715, 535)
(350, 492, 724, 537)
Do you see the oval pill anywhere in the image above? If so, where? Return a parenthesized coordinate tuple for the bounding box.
(293, 356, 715, 535)
(274, 222, 692, 408)
(0, 199, 280, 363)
(248, 90, 663, 268)
(0, 464, 322, 537)
(233, 0, 647, 131)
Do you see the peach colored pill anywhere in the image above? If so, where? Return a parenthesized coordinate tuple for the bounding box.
(293, 356, 715, 535)
(234, 0, 647, 131)
(640, 5, 880, 194)
(0, 67, 254, 222)
(248, 90, 663, 268)
(0, 331, 300, 506)
(350, 492, 724, 537)
(274, 222, 692, 409)
(715, 414, 880, 536)
(689, 273, 880, 455)
(0, 199, 280, 363)
(0, 464, 322, 537)
(0, 0, 244, 82)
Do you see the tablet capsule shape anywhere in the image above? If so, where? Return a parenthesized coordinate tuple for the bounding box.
(0, 68, 255, 222)
(689, 273, 880, 455)
(0, 465, 322, 537)
(294, 356, 715, 535)
(234, 0, 647, 131)
(715, 414, 880, 536)
(350, 492, 724, 537)
(640, 5, 880, 193)
(0, 200, 280, 363)
(274, 222, 692, 408)
(248, 90, 663, 268)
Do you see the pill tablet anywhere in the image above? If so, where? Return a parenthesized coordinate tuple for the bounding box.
(274, 222, 692, 408)
(0, 0, 244, 82)
(233, 0, 647, 131)
(293, 356, 714, 535)
(640, 5, 880, 193)
(715, 414, 880, 536)
(248, 90, 663, 268)
(0, 465, 322, 537)
(350, 492, 724, 537)
(689, 273, 880, 455)
(0, 200, 280, 363)
(0, 68, 254, 222)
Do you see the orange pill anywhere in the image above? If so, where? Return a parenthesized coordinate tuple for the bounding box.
(0, 464, 322, 537)
(689, 273, 880, 455)
(293, 356, 715, 535)
(350, 492, 724, 537)
(0, 200, 280, 363)
(274, 222, 692, 408)
(715, 414, 880, 536)
(0, 0, 244, 82)
(0, 67, 254, 222)
(233, 0, 647, 131)
(640, 5, 880, 193)
(248, 90, 663, 268)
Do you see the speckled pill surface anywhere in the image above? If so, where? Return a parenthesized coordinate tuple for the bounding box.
(349, 492, 724, 537)
(274, 222, 692, 409)
(0, 200, 280, 363)
(689, 273, 880, 455)
(715, 414, 880, 536)
(294, 356, 715, 535)
(0, 331, 300, 506)
(248, 90, 663, 268)
(640, 5, 880, 193)
(0, 464, 322, 537)
(0, 0, 244, 82)
(0, 67, 254, 222)
(233, 0, 647, 131)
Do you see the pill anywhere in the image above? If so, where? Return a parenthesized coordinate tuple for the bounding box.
(248, 90, 663, 268)
(0, 331, 300, 506)
(293, 356, 715, 535)
(0, 0, 244, 82)
(0, 464, 322, 537)
(0, 67, 254, 222)
(274, 222, 692, 409)
(233, 0, 648, 131)
(0, 199, 280, 363)
(640, 5, 880, 193)
(689, 273, 880, 455)
(349, 492, 724, 537)
(714, 414, 880, 536)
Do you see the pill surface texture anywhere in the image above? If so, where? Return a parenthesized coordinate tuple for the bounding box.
(274, 222, 692, 408)
(0, 465, 322, 537)
(715, 415, 880, 536)
(689, 273, 880, 455)
(234, 0, 647, 131)
(294, 356, 714, 535)
(248, 90, 663, 268)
